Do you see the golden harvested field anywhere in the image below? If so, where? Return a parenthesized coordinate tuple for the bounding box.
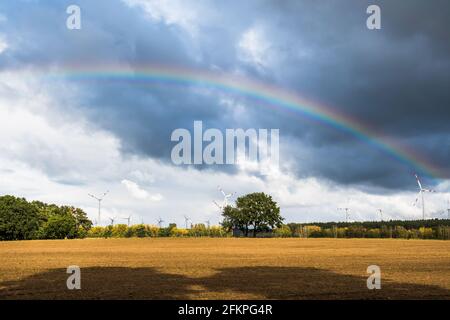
(0, 238, 449, 300)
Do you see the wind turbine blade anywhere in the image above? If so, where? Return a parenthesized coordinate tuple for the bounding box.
(415, 174, 423, 190)
(413, 193, 420, 206)
(218, 186, 226, 197)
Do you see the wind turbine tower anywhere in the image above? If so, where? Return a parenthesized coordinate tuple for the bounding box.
(122, 215, 132, 226)
(157, 217, 164, 228)
(184, 215, 191, 229)
(413, 174, 435, 220)
(88, 190, 109, 226)
(338, 207, 350, 223)
(377, 209, 383, 221)
(109, 217, 116, 226)
(447, 200, 450, 220)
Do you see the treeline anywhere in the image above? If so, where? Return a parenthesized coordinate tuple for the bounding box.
(0, 195, 92, 240)
(282, 221, 450, 240)
(2, 195, 450, 240)
(87, 223, 450, 240)
(294, 219, 450, 229)
(88, 223, 228, 238)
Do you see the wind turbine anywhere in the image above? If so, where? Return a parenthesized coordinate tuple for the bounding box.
(338, 207, 350, 223)
(88, 190, 109, 226)
(213, 186, 235, 210)
(184, 215, 191, 229)
(122, 215, 132, 226)
(213, 200, 224, 211)
(205, 219, 211, 229)
(218, 186, 235, 207)
(413, 174, 435, 220)
(109, 217, 116, 226)
(377, 209, 383, 221)
(157, 217, 164, 228)
(446, 200, 450, 220)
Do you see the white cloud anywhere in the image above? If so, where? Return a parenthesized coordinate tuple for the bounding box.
(122, 0, 205, 37)
(237, 26, 273, 70)
(0, 35, 8, 54)
(149, 193, 163, 202)
(0, 72, 121, 184)
(129, 169, 155, 182)
(121, 179, 162, 201)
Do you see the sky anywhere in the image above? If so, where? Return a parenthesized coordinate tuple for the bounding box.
(0, 0, 449, 226)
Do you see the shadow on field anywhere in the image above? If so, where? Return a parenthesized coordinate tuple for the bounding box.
(1, 266, 449, 299)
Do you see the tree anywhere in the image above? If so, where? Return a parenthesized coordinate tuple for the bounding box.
(221, 192, 283, 237)
(69, 206, 92, 232)
(0, 196, 41, 240)
(221, 205, 248, 236)
(39, 214, 77, 239)
(37, 205, 92, 239)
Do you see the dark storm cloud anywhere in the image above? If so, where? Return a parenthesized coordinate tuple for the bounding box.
(1, 0, 449, 189)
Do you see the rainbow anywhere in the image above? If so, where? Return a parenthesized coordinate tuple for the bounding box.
(46, 64, 446, 179)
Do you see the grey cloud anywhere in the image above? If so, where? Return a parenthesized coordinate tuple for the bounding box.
(1, 0, 449, 190)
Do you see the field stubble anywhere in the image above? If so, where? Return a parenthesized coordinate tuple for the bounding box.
(0, 238, 449, 299)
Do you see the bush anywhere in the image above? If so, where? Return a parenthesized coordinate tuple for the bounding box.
(188, 224, 208, 237)
(145, 225, 160, 237)
(87, 226, 105, 238)
(274, 225, 292, 237)
(346, 225, 367, 238)
(170, 228, 189, 237)
(306, 225, 322, 237)
(419, 227, 433, 239)
(367, 228, 381, 238)
(393, 226, 409, 239)
(209, 226, 228, 237)
(129, 224, 147, 238)
(112, 224, 128, 238)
